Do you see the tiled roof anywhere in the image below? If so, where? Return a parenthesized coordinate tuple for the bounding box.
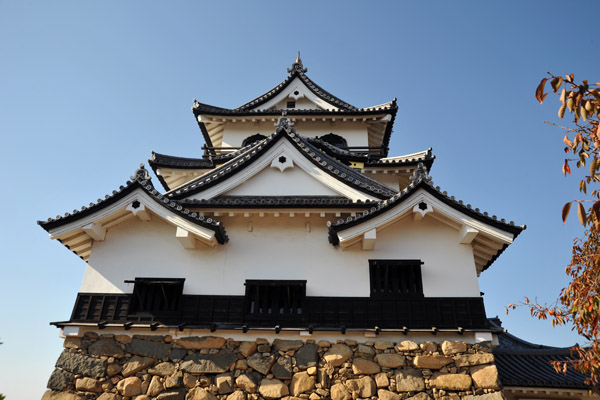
(328, 163, 525, 256)
(165, 116, 398, 201)
(491, 319, 589, 389)
(150, 152, 214, 169)
(192, 101, 396, 117)
(365, 148, 435, 168)
(234, 54, 358, 112)
(191, 56, 398, 155)
(178, 196, 377, 209)
(38, 165, 228, 244)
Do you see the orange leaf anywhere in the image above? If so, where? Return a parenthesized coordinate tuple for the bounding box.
(562, 202, 572, 223)
(536, 78, 548, 104)
(564, 135, 573, 147)
(563, 160, 571, 176)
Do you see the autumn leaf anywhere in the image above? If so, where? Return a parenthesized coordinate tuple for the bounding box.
(578, 202, 587, 226)
(562, 202, 572, 223)
(558, 103, 567, 118)
(563, 160, 571, 176)
(551, 77, 563, 92)
(564, 135, 573, 147)
(536, 78, 548, 104)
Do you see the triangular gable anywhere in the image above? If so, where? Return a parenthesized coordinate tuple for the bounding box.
(38, 167, 228, 261)
(328, 164, 525, 274)
(245, 77, 342, 111)
(235, 54, 358, 112)
(166, 116, 397, 202)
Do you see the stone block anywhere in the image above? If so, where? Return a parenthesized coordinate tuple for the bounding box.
(441, 341, 467, 356)
(187, 387, 218, 400)
(180, 349, 237, 374)
(177, 336, 227, 350)
(356, 344, 375, 358)
(375, 353, 406, 368)
(272, 356, 293, 379)
(259, 378, 289, 399)
(296, 344, 318, 369)
(323, 344, 352, 367)
(55, 350, 107, 378)
(408, 393, 432, 400)
(470, 365, 500, 389)
(351, 358, 381, 375)
(165, 371, 184, 388)
(236, 373, 259, 393)
(396, 341, 419, 351)
(75, 377, 103, 392)
(125, 338, 171, 358)
(106, 363, 122, 376)
(375, 372, 389, 388)
(239, 341, 258, 357)
(345, 376, 376, 398)
(374, 341, 394, 350)
(63, 337, 81, 349)
(430, 373, 472, 391)
(247, 353, 276, 375)
(97, 393, 121, 400)
(147, 375, 165, 397)
(272, 339, 304, 352)
(290, 372, 315, 396)
(454, 353, 494, 367)
(396, 369, 425, 392)
(330, 383, 351, 400)
(47, 368, 74, 391)
(88, 338, 125, 358)
(217, 373, 235, 394)
(227, 391, 247, 400)
(122, 356, 155, 377)
(169, 348, 188, 362)
(420, 342, 438, 353)
(117, 376, 143, 396)
(413, 355, 453, 369)
(378, 389, 401, 400)
(149, 361, 177, 376)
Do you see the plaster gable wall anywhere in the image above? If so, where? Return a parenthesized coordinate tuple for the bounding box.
(224, 165, 340, 196)
(251, 77, 337, 111)
(81, 213, 481, 298)
(221, 121, 369, 148)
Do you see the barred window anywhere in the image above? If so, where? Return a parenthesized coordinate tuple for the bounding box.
(127, 278, 184, 314)
(244, 280, 306, 319)
(369, 260, 423, 298)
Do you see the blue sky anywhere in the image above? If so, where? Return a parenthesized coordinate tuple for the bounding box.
(1, 1, 599, 398)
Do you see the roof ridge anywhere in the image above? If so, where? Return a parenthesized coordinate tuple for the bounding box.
(38, 164, 228, 244)
(328, 163, 525, 246)
(165, 115, 397, 201)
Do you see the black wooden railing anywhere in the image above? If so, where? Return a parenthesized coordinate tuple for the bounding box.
(67, 293, 489, 330)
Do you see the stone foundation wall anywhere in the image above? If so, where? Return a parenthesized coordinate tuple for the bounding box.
(42, 333, 504, 400)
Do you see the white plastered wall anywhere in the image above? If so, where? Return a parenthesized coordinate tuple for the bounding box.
(221, 121, 369, 148)
(81, 213, 481, 298)
(224, 167, 340, 196)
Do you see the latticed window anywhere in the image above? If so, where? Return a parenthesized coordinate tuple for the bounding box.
(127, 278, 185, 314)
(244, 280, 306, 320)
(369, 260, 423, 298)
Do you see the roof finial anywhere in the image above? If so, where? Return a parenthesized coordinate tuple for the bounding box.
(410, 162, 432, 184)
(133, 163, 150, 181)
(275, 111, 294, 131)
(287, 51, 307, 74)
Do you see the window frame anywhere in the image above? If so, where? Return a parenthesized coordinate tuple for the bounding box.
(368, 260, 424, 299)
